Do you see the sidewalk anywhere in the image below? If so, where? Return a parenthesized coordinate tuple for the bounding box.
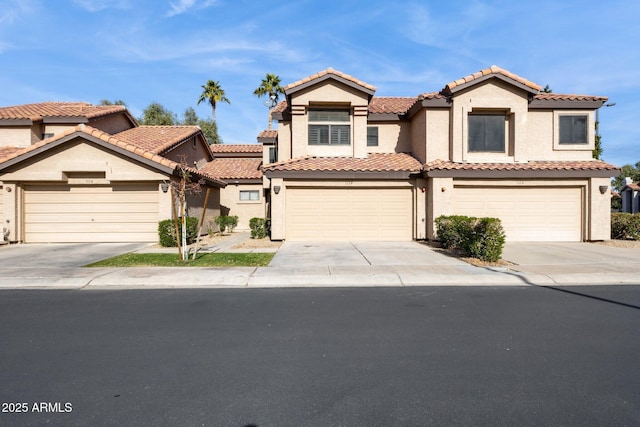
(0, 234, 638, 289)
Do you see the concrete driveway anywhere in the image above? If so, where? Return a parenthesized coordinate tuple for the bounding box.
(502, 242, 640, 277)
(0, 242, 150, 268)
(269, 241, 467, 267)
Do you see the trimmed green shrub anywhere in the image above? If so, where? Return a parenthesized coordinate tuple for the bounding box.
(435, 215, 506, 262)
(215, 215, 239, 233)
(611, 212, 640, 240)
(249, 217, 268, 239)
(158, 217, 198, 247)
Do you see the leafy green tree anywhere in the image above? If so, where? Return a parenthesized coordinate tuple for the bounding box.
(182, 107, 199, 125)
(593, 121, 603, 159)
(541, 84, 552, 93)
(198, 118, 221, 144)
(139, 102, 177, 125)
(180, 107, 221, 144)
(99, 99, 126, 106)
(253, 73, 285, 130)
(197, 80, 230, 124)
(612, 162, 640, 191)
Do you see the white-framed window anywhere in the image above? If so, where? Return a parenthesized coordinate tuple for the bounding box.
(559, 114, 588, 145)
(308, 109, 350, 145)
(468, 113, 506, 152)
(367, 126, 378, 147)
(239, 190, 260, 201)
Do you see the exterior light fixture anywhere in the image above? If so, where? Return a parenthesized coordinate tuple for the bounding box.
(161, 181, 170, 193)
(274, 185, 281, 194)
(599, 185, 609, 194)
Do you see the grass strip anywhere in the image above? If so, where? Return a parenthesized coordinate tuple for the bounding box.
(86, 252, 274, 267)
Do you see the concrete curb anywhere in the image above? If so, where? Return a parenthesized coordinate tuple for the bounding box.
(1, 266, 636, 290)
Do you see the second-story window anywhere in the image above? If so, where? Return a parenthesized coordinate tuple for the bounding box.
(559, 115, 588, 145)
(468, 113, 506, 152)
(308, 109, 350, 145)
(367, 126, 379, 147)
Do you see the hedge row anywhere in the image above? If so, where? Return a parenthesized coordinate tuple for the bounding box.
(435, 215, 506, 262)
(611, 212, 640, 240)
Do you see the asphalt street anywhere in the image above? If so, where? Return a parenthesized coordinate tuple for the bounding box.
(1, 286, 639, 427)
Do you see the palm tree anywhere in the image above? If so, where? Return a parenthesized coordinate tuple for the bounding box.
(254, 73, 285, 130)
(197, 80, 230, 124)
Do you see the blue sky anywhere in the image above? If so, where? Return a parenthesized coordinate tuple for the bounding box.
(1, 0, 638, 167)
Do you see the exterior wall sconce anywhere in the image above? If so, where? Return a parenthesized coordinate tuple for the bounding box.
(6, 187, 11, 192)
(421, 187, 426, 193)
(599, 185, 609, 195)
(161, 181, 170, 193)
(274, 185, 281, 194)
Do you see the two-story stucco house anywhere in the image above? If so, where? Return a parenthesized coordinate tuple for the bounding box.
(263, 66, 619, 242)
(0, 102, 225, 243)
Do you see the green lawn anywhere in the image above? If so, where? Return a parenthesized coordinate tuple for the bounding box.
(86, 252, 274, 267)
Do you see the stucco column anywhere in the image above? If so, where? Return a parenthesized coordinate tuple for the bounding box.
(270, 178, 285, 240)
(415, 178, 427, 240)
(427, 177, 454, 240)
(158, 181, 174, 221)
(589, 177, 612, 241)
(290, 105, 306, 159)
(2, 183, 17, 242)
(353, 106, 368, 159)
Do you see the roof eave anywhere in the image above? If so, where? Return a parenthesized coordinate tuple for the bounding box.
(424, 168, 619, 179)
(285, 74, 376, 98)
(446, 74, 540, 96)
(529, 99, 607, 109)
(263, 170, 418, 180)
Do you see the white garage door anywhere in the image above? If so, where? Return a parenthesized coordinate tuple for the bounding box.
(286, 187, 413, 241)
(24, 184, 159, 243)
(453, 186, 582, 241)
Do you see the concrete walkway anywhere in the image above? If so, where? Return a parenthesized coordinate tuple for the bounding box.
(0, 235, 638, 289)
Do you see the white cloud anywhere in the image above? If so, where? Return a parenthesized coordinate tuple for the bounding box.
(72, 0, 131, 12)
(166, 0, 217, 17)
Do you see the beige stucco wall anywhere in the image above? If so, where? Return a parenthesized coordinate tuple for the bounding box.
(425, 109, 451, 163)
(43, 124, 78, 137)
(164, 136, 211, 169)
(0, 127, 32, 147)
(524, 110, 595, 161)
(185, 186, 222, 234)
(450, 80, 528, 163)
(1, 139, 168, 182)
(410, 109, 427, 164)
(90, 114, 134, 134)
(288, 81, 371, 159)
(277, 122, 292, 162)
(588, 177, 612, 240)
(366, 122, 412, 154)
(219, 183, 265, 231)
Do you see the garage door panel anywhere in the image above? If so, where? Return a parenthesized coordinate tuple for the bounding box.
(286, 187, 412, 241)
(453, 187, 581, 242)
(24, 184, 159, 243)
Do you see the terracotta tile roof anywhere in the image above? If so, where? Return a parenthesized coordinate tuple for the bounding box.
(0, 102, 127, 121)
(533, 93, 608, 102)
(258, 130, 278, 139)
(443, 65, 542, 94)
(368, 97, 418, 114)
(284, 67, 377, 93)
(114, 126, 201, 154)
(0, 146, 26, 162)
(272, 100, 288, 114)
(201, 158, 262, 180)
(264, 153, 422, 173)
(0, 125, 225, 186)
(424, 159, 619, 173)
(209, 144, 263, 153)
